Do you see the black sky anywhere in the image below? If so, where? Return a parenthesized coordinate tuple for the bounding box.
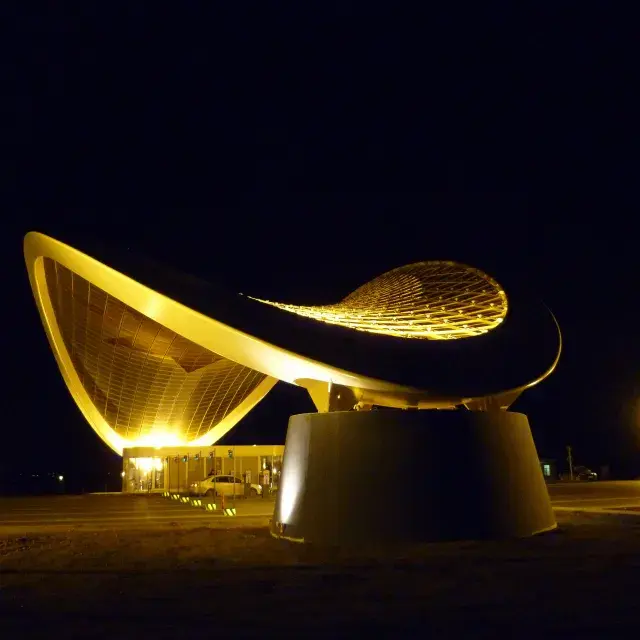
(3, 6, 639, 487)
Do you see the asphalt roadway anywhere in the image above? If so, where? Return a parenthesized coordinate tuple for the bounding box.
(0, 493, 275, 535)
(548, 479, 640, 512)
(2, 481, 640, 535)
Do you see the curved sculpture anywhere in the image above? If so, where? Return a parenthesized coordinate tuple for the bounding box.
(26, 231, 561, 542)
(24, 230, 560, 439)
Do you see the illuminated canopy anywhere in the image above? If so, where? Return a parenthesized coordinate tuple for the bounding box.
(24, 232, 561, 455)
(250, 261, 508, 340)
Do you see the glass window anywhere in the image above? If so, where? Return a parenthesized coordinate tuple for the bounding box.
(543, 464, 551, 477)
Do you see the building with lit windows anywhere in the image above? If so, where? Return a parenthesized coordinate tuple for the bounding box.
(25, 231, 561, 543)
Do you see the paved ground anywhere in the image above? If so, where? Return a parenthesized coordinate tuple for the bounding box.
(3, 485, 640, 636)
(0, 493, 275, 534)
(548, 480, 640, 511)
(3, 510, 640, 637)
(2, 481, 640, 536)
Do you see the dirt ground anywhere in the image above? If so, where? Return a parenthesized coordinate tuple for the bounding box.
(2, 511, 640, 638)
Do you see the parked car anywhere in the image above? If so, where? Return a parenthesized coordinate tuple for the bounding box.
(190, 475, 262, 497)
(574, 466, 598, 481)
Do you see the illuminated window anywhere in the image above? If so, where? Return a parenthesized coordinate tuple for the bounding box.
(543, 464, 551, 477)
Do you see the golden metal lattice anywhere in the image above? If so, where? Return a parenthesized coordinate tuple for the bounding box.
(250, 261, 508, 340)
(43, 258, 267, 444)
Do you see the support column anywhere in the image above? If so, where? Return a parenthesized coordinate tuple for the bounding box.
(272, 410, 555, 544)
(298, 378, 361, 412)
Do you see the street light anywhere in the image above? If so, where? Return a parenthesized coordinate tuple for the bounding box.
(58, 475, 64, 482)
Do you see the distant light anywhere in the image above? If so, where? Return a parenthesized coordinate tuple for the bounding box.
(121, 471, 126, 478)
(58, 475, 64, 482)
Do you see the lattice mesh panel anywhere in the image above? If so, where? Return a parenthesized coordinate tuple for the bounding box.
(250, 261, 508, 340)
(43, 258, 266, 443)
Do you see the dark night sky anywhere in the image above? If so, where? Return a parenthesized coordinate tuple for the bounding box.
(2, 6, 638, 487)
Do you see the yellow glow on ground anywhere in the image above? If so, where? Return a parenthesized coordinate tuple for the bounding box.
(250, 261, 508, 340)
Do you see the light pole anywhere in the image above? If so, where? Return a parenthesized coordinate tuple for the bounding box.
(567, 445, 574, 481)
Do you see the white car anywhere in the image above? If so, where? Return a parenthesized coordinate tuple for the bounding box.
(191, 475, 262, 498)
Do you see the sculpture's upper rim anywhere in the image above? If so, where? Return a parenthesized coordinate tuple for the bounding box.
(24, 231, 561, 399)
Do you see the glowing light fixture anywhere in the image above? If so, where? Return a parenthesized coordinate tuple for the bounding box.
(249, 261, 508, 340)
(134, 428, 185, 449)
(136, 458, 154, 473)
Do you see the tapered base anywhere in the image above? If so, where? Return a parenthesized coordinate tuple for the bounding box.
(271, 410, 556, 544)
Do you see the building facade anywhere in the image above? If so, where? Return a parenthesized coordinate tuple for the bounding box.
(123, 445, 284, 494)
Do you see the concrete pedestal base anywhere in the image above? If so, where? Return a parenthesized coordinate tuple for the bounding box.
(271, 410, 556, 544)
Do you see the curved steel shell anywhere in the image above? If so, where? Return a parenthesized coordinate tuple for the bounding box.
(250, 261, 508, 340)
(25, 232, 561, 455)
